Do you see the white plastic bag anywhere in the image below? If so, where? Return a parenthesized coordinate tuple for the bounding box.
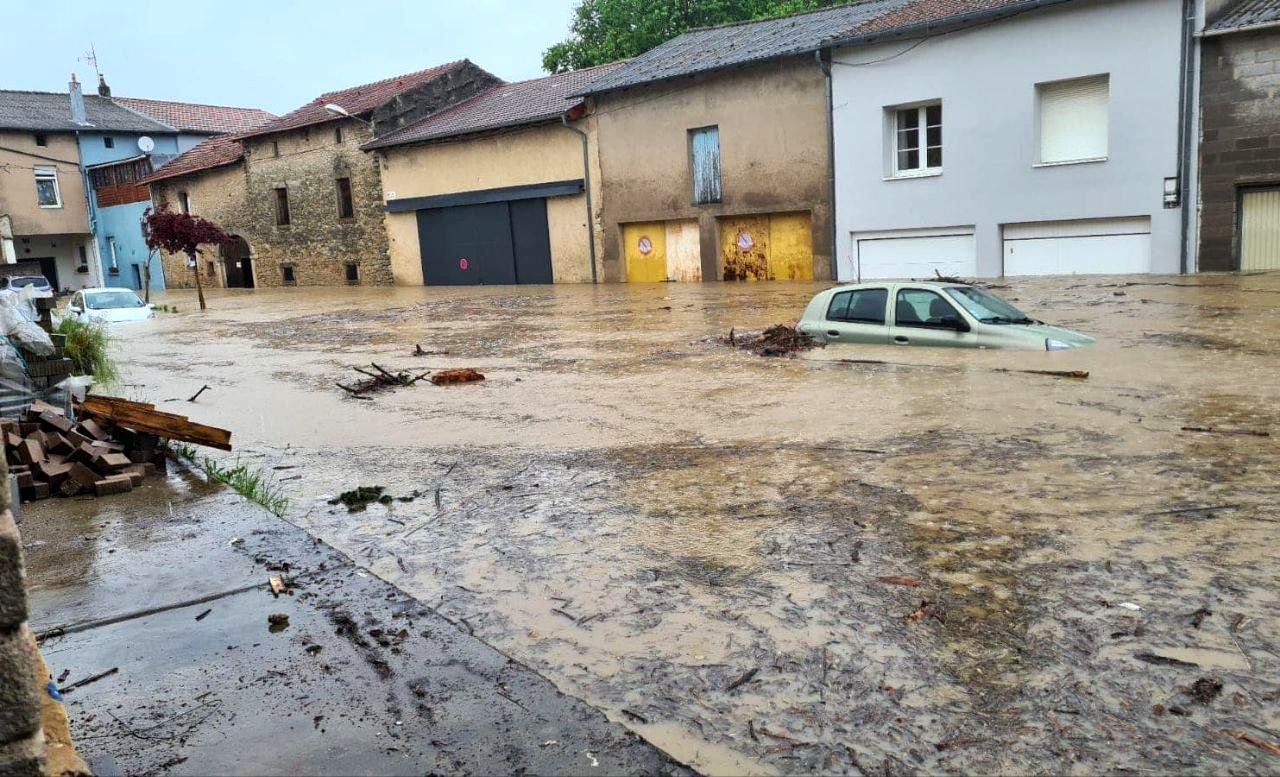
(0, 295, 52, 356)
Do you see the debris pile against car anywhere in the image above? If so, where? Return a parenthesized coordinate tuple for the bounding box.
(4, 395, 231, 503)
(725, 325, 818, 357)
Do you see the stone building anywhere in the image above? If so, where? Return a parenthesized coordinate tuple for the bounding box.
(1198, 0, 1280, 271)
(147, 60, 501, 288)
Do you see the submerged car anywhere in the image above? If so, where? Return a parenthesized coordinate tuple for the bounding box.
(0, 275, 52, 294)
(65, 288, 154, 324)
(798, 281, 1094, 350)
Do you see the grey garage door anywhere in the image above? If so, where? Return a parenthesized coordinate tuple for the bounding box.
(416, 199, 553, 286)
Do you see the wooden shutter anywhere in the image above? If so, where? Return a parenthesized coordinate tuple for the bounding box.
(690, 127, 722, 204)
(1039, 75, 1109, 163)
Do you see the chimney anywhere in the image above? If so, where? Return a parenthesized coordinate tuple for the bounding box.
(69, 73, 87, 125)
(97, 74, 111, 97)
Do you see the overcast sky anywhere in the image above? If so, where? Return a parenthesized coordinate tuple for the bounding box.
(4, 0, 578, 114)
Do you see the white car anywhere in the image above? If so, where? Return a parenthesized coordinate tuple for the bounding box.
(66, 288, 155, 324)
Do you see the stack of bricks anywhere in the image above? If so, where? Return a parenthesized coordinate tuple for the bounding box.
(23, 298, 72, 396)
(0, 457, 47, 776)
(5, 400, 162, 504)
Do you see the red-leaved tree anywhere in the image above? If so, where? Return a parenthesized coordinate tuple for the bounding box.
(143, 205, 230, 311)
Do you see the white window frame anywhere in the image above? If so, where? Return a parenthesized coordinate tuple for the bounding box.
(1034, 74, 1110, 167)
(34, 166, 62, 208)
(107, 237, 119, 273)
(888, 102, 942, 179)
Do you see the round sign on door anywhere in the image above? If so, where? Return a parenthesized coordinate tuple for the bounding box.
(459, 257, 470, 271)
(737, 231, 755, 252)
(638, 236, 653, 256)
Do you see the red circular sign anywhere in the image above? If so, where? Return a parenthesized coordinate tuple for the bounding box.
(737, 231, 755, 252)
(459, 257, 470, 270)
(638, 236, 653, 256)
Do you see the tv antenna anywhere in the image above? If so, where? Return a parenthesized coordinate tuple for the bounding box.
(77, 44, 101, 80)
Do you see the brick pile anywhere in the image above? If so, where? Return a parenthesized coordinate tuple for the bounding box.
(5, 400, 164, 504)
(24, 296, 74, 394)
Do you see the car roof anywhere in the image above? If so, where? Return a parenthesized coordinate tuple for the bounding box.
(82, 287, 139, 294)
(827, 280, 970, 293)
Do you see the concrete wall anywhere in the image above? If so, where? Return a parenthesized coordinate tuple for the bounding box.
(1198, 27, 1280, 270)
(591, 57, 834, 282)
(238, 119, 393, 286)
(831, 0, 1185, 277)
(378, 122, 595, 285)
(151, 163, 252, 289)
(5, 235, 100, 292)
(0, 132, 90, 237)
(0, 460, 47, 777)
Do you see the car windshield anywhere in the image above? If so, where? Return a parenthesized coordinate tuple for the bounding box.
(9, 277, 46, 288)
(945, 286, 1035, 324)
(84, 291, 145, 310)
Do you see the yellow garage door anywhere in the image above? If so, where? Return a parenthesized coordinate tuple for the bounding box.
(622, 222, 667, 283)
(719, 212, 814, 281)
(664, 220, 701, 282)
(1241, 189, 1280, 271)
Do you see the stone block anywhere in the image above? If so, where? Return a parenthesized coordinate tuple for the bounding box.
(0, 512, 25, 630)
(0, 625, 40, 745)
(94, 475, 133, 497)
(0, 730, 44, 777)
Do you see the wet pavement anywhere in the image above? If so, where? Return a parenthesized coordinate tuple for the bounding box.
(31, 274, 1280, 774)
(22, 473, 685, 775)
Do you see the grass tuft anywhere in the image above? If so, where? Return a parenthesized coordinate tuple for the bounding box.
(170, 444, 289, 517)
(56, 317, 119, 386)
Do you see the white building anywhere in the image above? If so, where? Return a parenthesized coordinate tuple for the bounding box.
(829, 0, 1195, 279)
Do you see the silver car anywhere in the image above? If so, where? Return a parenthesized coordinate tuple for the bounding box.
(798, 281, 1094, 350)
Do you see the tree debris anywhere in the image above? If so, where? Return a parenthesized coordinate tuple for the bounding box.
(1190, 677, 1223, 704)
(59, 667, 119, 694)
(187, 384, 210, 402)
(1181, 426, 1270, 438)
(725, 325, 817, 357)
(337, 363, 432, 397)
(1134, 652, 1199, 668)
(329, 486, 394, 512)
(877, 576, 922, 588)
(1223, 730, 1280, 756)
(430, 368, 486, 385)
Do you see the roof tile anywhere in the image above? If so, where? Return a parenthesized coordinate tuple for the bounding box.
(0, 90, 174, 133)
(141, 134, 245, 184)
(112, 97, 276, 134)
(1207, 0, 1280, 32)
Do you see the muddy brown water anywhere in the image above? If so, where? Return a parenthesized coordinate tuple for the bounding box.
(108, 275, 1280, 774)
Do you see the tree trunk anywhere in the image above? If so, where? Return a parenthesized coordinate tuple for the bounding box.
(190, 251, 206, 311)
(142, 260, 151, 304)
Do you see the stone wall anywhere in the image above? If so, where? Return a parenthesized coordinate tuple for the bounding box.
(0, 462, 46, 777)
(151, 164, 253, 289)
(1198, 28, 1280, 271)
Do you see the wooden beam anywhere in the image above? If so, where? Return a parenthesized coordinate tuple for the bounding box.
(80, 395, 232, 451)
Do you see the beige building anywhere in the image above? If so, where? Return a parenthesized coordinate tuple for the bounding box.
(570, 9, 874, 283)
(364, 64, 621, 286)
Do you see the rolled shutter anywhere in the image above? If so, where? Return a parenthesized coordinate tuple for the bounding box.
(1039, 75, 1109, 163)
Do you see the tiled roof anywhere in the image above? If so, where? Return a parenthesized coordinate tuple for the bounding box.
(829, 0, 1075, 43)
(575, 0, 1074, 97)
(239, 60, 474, 138)
(112, 97, 276, 135)
(364, 62, 626, 150)
(0, 89, 174, 133)
(141, 134, 245, 184)
(1206, 0, 1280, 32)
(573, 1, 913, 96)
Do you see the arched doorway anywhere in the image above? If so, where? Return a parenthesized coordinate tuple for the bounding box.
(222, 236, 254, 288)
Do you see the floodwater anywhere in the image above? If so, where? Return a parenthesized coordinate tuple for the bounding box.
(111, 274, 1280, 774)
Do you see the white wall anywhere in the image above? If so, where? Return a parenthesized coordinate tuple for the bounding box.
(831, 0, 1186, 278)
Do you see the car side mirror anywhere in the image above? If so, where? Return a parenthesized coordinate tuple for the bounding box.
(147, 303, 156, 309)
(940, 315, 970, 332)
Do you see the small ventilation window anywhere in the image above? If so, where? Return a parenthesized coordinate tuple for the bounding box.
(272, 140, 280, 158)
(281, 265, 296, 285)
(345, 263, 359, 285)
(34, 134, 47, 147)
(334, 126, 343, 144)
(103, 136, 115, 149)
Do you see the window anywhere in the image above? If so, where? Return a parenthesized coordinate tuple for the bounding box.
(689, 126, 722, 204)
(206, 261, 216, 280)
(274, 187, 290, 226)
(34, 134, 47, 147)
(892, 103, 942, 176)
(334, 126, 343, 144)
(272, 140, 280, 158)
(1037, 75, 1109, 165)
(103, 136, 115, 149)
(345, 263, 359, 284)
(281, 264, 296, 285)
(895, 288, 963, 329)
(827, 288, 888, 324)
(335, 177, 354, 219)
(107, 237, 119, 273)
(34, 167, 61, 207)
(178, 191, 191, 214)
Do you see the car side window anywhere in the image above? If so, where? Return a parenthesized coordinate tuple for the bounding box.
(71, 293, 83, 309)
(895, 289, 962, 329)
(827, 288, 888, 324)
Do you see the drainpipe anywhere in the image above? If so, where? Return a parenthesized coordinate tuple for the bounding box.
(815, 49, 838, 281)
(562, 114, 598, 284)
(1177, 0, 1196, 274)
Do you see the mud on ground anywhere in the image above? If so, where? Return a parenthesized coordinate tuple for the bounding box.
(103, 275, 1280, 774)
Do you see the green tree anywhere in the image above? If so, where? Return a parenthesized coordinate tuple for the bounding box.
(543, 0, 850, 73)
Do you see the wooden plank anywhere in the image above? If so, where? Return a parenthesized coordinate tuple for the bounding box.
(81, 395, 232, 451)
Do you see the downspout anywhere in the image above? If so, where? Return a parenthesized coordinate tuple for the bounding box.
(1177, 0, 1196, 274)
(816, 49, 839, 281)
(562, 113, 599, 283)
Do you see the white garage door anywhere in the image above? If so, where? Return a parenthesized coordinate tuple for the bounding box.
(1002, 217, 1150, 276)
(854, 233, 976, 280)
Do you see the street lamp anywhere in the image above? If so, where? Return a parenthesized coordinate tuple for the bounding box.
(323, 103, 372, 128)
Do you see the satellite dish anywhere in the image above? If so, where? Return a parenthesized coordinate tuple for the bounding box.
(137, 136, 155, 153)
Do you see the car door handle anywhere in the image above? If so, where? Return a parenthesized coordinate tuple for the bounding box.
(894, 335, 909, 344)
(827, 330, 840, 337)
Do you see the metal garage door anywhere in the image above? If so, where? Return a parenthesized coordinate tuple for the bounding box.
(854, 233, 976, 280)
(1003, 217, 1150, 276)
(1240, 188, 1280, 271)
(719, 212, 814, 281)
(416, 199, 553, 286)
(622, 220, 701, 282)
